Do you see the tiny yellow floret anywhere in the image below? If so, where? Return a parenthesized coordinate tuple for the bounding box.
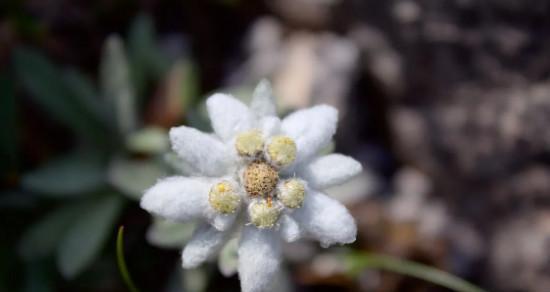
(267, 136, 296, 167)
(209, 181, 241, 214)
(277, 179, 306, 208)
(235, 130, 264, 157)
(249, 199, 280, 228)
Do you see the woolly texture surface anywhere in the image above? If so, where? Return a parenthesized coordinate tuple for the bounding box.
(260, 116, 281, 138)
(141, 177, 210, 222)
(141, 176, 236, 231)
(207, 94, 254, 141)
(279, 215, 301, 242)
(299, 154, 362, 189)
(281, 105, 338, 165)
(182, 223, 232, 268)
(292, 188, 357, 247)
(238, 227, 281, 292)
(250, 79, 277, 117)
(169, 126, 232, 176)
(141, 80, 360, 292)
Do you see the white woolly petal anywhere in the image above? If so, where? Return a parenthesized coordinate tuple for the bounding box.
(279, 215, 301, 243)
(218, 237, 239, 277)
(238, 226, 282, 292)
(141, 177, 237, 231)
(250, 79, 277, 117)
(169, 126, 232, 176)
(206, 211, 238, 231)
(181, 223, 232, 268)
(260, 116, 281, 138)
(141, 177, 209, 222)
(292, 189, 357, 247)
(299, 154, 362, 189)
(206, 93, 254, 141)
(281, 105, 338, 164)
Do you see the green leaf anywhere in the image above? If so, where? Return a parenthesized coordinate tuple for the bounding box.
(163, 152, 199, 176)
(108, 157, 168, 200)
(169, 59, 199, 112)
(346, 252, 486, 292)
(100, 36, 137, 136)
(13, 47, 107, 144)
(63, 69, 110, 129)
(164, 265, 208, 292)
(56, 195, 124, 279)
(116, 226, 140, 292)
(186, 102, 211, 132)
(127, 13, 169, 98)
(18, 203, 86, 260)
(183, 267, 209, 292)
(127, 13, 154, 98)
(22, 153, 105, 197)
(146, 218, 195, 249)
(125, 127, 169, 154)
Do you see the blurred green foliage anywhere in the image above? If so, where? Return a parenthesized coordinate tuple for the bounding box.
(10, 13, 198, 288)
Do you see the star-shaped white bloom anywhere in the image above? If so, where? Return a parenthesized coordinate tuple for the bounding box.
(141, 80, 361, 292)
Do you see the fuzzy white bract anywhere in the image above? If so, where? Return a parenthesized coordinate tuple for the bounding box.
(141, 80, 361, 292)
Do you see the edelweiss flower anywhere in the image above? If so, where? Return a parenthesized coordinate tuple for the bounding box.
(141, 80, 361, 292)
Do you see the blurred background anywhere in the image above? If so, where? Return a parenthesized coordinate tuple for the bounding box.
(2, 0, 550, 291)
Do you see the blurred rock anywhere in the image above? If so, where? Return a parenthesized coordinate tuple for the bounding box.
(325, 169, 379, 205)
(490, 211, 550, 292)
(230, 17, 359, 113)
(349, 26, 404, 96)
(391, 82, 550, 180)
(268, 0, 341, 29)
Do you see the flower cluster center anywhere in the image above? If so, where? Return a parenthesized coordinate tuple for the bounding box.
(208, 129, 304, 229)
(243, 161, 279, 197)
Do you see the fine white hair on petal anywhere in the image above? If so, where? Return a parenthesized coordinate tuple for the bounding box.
(206, 210, 238, 231)
(299, 154, 363, 190)
(206, 93, 254, 141)
(281, 105, 338, 165)
(260, 116, 281, 138)
(169, 126, 232, 176)
(250, 79, 277, 117)
(292, 188, 357, 247)
(181, 223, 233, 268)
(279, 214, 301, 242)
(238, 226, 282, 292)
(141, 176, 210, 222)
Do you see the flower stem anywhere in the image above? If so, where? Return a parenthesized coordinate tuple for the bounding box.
(346, 252, 486, 292)
(116, 226, 140, 292)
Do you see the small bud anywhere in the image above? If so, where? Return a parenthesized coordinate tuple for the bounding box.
(235, 130, 264, 157)
(267, 136, 296, 167)
(277, 179, 305, 208)
(209, 181, 241, 214)
(249, 199, 280, 228)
